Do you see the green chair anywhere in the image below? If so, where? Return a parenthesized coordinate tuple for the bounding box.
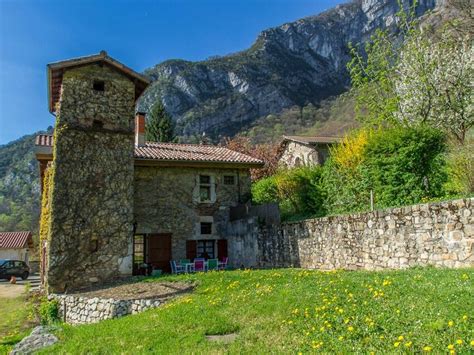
(207, 259, 218, 271)
(180, 259, 190, 265)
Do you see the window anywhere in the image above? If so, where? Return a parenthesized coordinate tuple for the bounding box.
(223, 175, 235, 185)
(133, 235, 145, 275)
(93, 80, 105, 92)
(199, 175, 211, 202)
(200, 222, 212, 235)
(197, 240, 215, 259)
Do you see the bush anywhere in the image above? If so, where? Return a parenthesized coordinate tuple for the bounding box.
(362, 125, 447, 208)
(38, 298, 59, 325)
(323, 125, 448, 214)
(252, 166, 326, 221)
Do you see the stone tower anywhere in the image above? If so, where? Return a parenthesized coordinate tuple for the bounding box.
(44, 51, 149, 292)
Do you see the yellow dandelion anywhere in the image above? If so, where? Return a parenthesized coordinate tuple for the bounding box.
(394, 342, 400, 348)
(423, 346, 432, 352)
(456, 339, 463, 345)
(447, 344, 454, 350)
(348, 326, 354, 332)
(448, 321, 454, 327)
(398, 335, 404, 341)
(462, 315, 468, 321)
(338, 336, 344, 341)
(405, 341, 412, 348)
(379, 335, 385, 340)
(470, 340, 474, 346)
(449, 350, 455, 355)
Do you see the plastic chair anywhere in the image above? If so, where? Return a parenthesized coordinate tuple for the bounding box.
(207, 259, 218, 271)
(170, 260, 185, 274)
(194, 260, 205, 272)
(180, 259, 190, 264)
(218, 257, 228, 270)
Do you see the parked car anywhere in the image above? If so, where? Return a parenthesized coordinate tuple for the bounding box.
(0, 259, 30, 280)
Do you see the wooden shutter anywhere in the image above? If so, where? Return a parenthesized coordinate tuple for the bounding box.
(186, 240, 197, 260)
(217, 239, 228, 261)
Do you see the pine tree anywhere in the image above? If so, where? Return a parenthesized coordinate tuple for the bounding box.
(146, 101, 175, 142)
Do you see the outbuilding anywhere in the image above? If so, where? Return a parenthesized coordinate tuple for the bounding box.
(0, 231, 33, 263)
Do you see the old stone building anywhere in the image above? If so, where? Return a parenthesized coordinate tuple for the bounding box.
(36, 52, 262, 292)
(278, 135, 340, 168)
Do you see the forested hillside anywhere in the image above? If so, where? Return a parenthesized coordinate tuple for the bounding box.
(0, 130, 51, 234)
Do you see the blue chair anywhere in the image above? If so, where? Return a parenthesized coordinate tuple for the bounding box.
(170, 260, 185, 274)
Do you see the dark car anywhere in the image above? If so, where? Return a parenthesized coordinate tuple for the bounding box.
(0, 259, 30, 280)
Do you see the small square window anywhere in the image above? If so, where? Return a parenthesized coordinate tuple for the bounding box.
(224, 175, 235, 185)
(200, 222, 212, 235)
(93, 80, 105, 92)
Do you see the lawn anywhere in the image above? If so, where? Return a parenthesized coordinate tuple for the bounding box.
(0, 295, 34, 354)
(42, 268, 473, 354)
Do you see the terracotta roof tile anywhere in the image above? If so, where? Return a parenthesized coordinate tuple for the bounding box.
(35, 134, 263, 166)
(135, 142, 263, 165)
(0, 231, 32, 249)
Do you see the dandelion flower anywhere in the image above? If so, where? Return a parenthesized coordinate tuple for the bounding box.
(462, 315, 468, 321)
(447, 344, 454, 350)
(423, 346, 432, 352)
(348, 326, 354, 332)
(405, 342, 412, 348)
(456, 339, 463, 345)
(398, 336, 404, 341)
(471, 340, 474, 346)
(394, 342, 400, 347)
(448, 321, 454, 327)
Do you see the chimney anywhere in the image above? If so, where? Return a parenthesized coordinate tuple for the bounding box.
(135, 112, 146, 146)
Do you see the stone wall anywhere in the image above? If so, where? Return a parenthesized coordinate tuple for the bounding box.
(46, 64, 136, 292)
(134, 166, 251, 262)
(50, 294, 161, 324)
(231, 198, 473, 270)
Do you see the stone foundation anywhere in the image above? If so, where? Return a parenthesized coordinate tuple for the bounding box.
(50, 294, 161, 324)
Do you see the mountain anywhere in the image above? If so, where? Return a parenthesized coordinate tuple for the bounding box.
(138, 0, 438, 141)
(0, 132, 46, 234)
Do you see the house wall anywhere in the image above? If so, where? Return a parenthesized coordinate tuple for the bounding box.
(0, 249, 28, 262)
(279, 142, 331, 168)
(133, 166, 251, 262)
(46, 64, 136, 292)
(230, 198, 473, 270)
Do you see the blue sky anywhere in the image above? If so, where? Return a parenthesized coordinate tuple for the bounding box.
(0, 0, 346, 144)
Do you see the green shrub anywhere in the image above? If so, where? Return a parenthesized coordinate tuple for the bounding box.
(39, 299, 59, 325)
(251, 176, 278, 204)
(252, 166, 326, 221)
(362, 125, 447, 208)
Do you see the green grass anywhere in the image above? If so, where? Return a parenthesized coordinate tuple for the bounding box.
(0, 295, 34, 354)
(42, 268, 473, 354)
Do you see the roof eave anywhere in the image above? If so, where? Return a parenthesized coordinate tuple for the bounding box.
(134, 158, 264, 169)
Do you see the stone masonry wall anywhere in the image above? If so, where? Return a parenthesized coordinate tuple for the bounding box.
(46, 64, 136, 292)
(279, 141, 331, 168)
(242, 198, 473, 270)
(50, 294, 161, 324)
(134, 166, 251, 262)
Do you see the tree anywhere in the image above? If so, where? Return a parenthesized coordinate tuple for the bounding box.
(146, 101, 175, 142)
(394, 28, 473, 143)
(223, 136, 280, 181)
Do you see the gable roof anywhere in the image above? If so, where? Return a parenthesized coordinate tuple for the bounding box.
(282, 135, 341, 145)
(47, 51, 150, 114)
(35, 134, 264, 168)
(0, 231, 32, 249)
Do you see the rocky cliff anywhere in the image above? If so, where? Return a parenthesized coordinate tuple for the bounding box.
(139, 0, 438, 140)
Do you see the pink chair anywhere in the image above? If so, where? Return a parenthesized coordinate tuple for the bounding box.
(194, 259, 205, 272)
(218, 257, 228, 270)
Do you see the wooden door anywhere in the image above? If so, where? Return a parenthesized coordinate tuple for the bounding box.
(147, 234, 172, 273)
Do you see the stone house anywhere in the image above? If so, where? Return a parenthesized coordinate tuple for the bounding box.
(0, 231, 33, 263)
(278, 135, 340, 168)
(35, 51, 263, 292)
